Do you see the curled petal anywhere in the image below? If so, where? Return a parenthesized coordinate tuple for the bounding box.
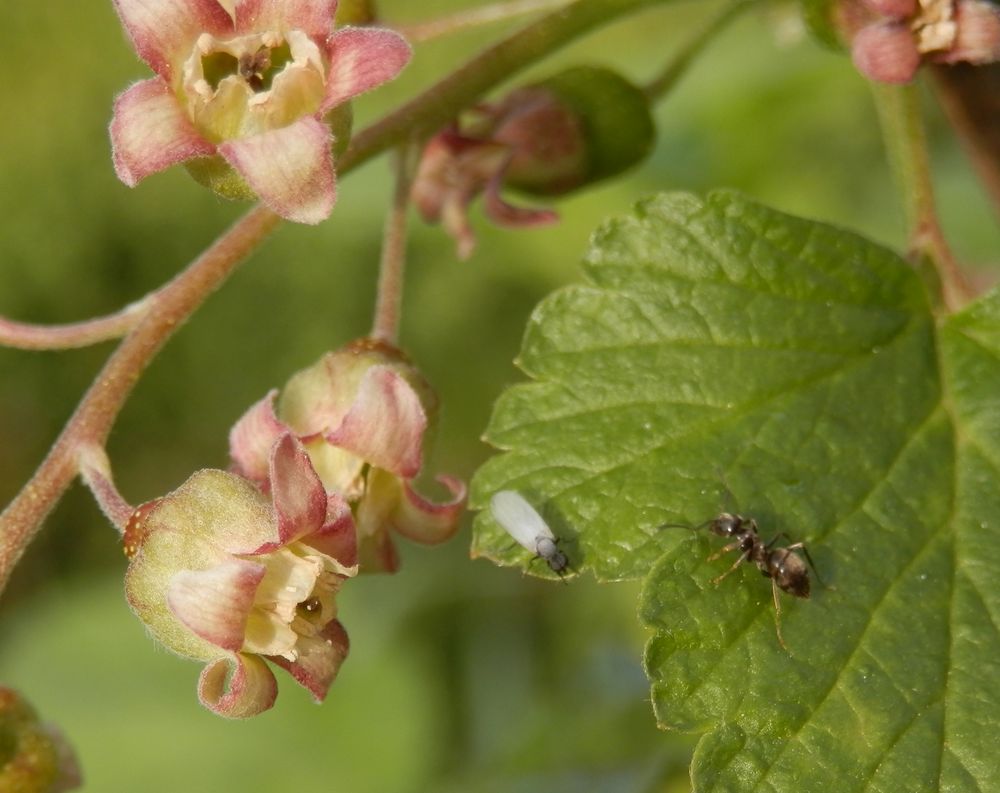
(219, 117, 336, 224)
(266, 434, 327, 547)
(229, 390, 286, 483)
(111, 79, 215, 187)
(483, 165, 559, 229)
(268, 620, 349, 701)
(303, 493, 359, 566)
(357, 468, 465, 561)
(395, 475, 467, 544)
(236, 0, 338, 38)
(326, 366, 426, 478)
(167, 559, 265, 651)
(321, 27, 412, 113)
(112, 0, 234, 79)
(198, 653, 278, 718)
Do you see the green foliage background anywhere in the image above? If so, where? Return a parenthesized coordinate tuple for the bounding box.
(0, 1, 997, 790)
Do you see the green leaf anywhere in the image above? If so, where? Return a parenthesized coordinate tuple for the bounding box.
(471, 191, 1000, 790)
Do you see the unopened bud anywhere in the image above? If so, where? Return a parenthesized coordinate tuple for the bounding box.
(500, 66, 656, 195)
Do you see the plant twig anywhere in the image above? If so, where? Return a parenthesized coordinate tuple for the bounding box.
(0, 296, 152, 350)
(78, 444, 134, 532)
(643, 0, 755, 102)
(371, 142, 422, 344)
(871, 81, 974, 312)
(397, 0, 573, 42)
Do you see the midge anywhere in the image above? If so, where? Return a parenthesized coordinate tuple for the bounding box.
(662, 511, 821, 650)
(490, 490, 570, 576)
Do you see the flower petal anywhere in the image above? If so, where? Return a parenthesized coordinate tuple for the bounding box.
(167, 559, 266, 651)
(326, 366, 426, 479)
(229, 390, 287, 483)
(198, 653, 278, 718)
(219, 117, 335, 224)
(394, 475, 467, 543)
(483, 165, 559, 228)
(266, 434, 327, 547)
(110, 79, 215, 187)
(235, 0, 337, 38)
(112, 0, 234, 80)
(303, 493, 358, 566)
(267, 620, 349, 701)
(320, 27, 411, 113)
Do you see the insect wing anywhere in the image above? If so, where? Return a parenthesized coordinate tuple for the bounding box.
(490, 490, 553, 551)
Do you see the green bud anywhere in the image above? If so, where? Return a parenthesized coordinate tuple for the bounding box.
(500, 66, 656, 196)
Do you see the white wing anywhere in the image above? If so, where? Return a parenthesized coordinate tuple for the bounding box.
(489, 490, 554, 551)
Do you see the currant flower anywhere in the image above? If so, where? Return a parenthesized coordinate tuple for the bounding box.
(109, 0, 410, 223)
(230, 338, 466, 573)
(123, 434, 358, 718)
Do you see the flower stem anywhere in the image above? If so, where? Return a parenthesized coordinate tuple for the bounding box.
(0, 296, 152, 350)
(642, 0, 755, 102)
(0, 206, 280, 592)
(871, 81, 974, 312)
(78, 444, 134, 532)
(371, 142, 421, 344)
(397, 0, 574, 42)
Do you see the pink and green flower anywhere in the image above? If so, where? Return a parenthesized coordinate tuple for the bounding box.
(109, 0, 410, 223)
(124, 434, 357, 718)
(230, 338, 466, 573)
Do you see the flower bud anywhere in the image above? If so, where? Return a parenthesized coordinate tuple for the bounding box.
(500, 66, 656, 195)
(0, 688, 81, 792)
(230, 338, 465, 573)
(124, 435, 357, 718)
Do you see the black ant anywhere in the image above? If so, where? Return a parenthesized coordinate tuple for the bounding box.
(662, 512, 822, 650)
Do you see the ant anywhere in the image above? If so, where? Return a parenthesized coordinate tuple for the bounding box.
(662, 512, 822, 650)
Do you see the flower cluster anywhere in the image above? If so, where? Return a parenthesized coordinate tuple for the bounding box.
(123, 339, 464, 717)
(848, 0, 1000, 83)
(109, 0, 410, 223)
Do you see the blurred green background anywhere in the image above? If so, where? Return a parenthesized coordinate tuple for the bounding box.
(0, 1, 996, 790)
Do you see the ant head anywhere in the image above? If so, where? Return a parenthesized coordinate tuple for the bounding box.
(713, 512, 743, 537)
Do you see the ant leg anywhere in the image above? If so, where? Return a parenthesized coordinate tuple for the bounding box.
(771, 578, 789, 652)
(764, 532, 794, 550)
(710, 548, 751, 585)
(707, 539, 743, 563)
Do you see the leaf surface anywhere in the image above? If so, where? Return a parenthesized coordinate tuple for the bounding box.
(471, 191, 1000, 791)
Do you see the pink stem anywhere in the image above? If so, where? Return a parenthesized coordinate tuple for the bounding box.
(0, 297, 151, 350)
(0, 206, 281, 592)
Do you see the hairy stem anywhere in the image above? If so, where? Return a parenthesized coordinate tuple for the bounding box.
(643, 0, 755, 101)
(371, 143, 421, 344)
(397, 0, 573, 42)
(0, 296, 152, 351)
(78, 444, 134, 532)
(872, 81, 974, 312)
(0, 207, 280, 591)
